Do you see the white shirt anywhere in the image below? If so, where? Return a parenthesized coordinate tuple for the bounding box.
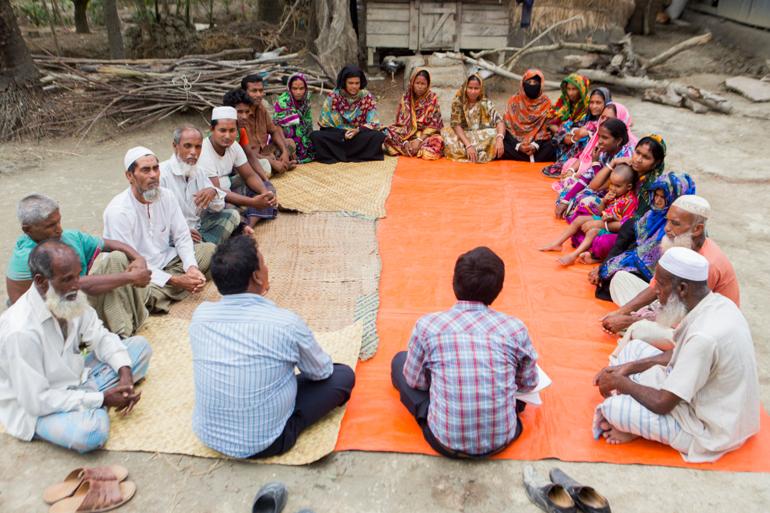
(0, 286, 132, 440)
(197, 137, 248, 192)
(103, 187, 197, 287)
(159, 155, 226, 230)
(637, 293, 760, 462)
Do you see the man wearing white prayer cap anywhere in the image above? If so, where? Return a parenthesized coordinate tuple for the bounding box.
(602, 194, 740, 334)
(593, 246, 760, 462)
(102, 145, 216, 316)
(196, 104, 278, 228)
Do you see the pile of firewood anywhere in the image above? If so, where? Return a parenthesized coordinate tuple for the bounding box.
(30, 48, 333, 140)
(440, 15, 732, 114)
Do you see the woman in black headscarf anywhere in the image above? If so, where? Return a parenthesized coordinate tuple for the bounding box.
(310, 65, 386, 164)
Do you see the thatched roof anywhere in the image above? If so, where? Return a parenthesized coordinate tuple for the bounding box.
(510, 0, 635, 35)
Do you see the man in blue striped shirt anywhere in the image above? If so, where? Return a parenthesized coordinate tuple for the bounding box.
(189, 236, 355, 458)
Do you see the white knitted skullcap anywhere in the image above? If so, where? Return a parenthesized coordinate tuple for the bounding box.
(123, 146, 156, 170)
(659, 246, 709, 282)
(211, 106, 238, 121)
(672, 195, 711, 219)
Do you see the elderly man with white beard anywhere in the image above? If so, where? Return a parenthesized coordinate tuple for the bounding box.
(103, 146, 215, 315)
(601, 195, 740, 334)
(592, 247, 759, 462)
(159, 126, 244, 245)
(0, 241, 152, 453)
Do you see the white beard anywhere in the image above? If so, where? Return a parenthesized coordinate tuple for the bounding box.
(660, 231, 694, 253)
(175, 156, 195, 178)
(141, 187, 161, 203)
(45, 288, 88, 321)
(657, 293, 689, 329)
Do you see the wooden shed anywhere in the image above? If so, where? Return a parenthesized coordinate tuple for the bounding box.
(362, 0, 511, 65)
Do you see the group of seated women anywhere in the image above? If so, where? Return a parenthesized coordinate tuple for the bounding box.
(267, 64, 627, 166)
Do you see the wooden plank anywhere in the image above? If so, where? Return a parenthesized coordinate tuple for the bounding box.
(459, 35, 509, 49)
(368, 34, 410, 48)
(366, 6, 411, 22)
(454, 0, 462, 52)
(459, 23, 509, 36)
(460, 9, 509, 25)
(366, 20, 410, 35)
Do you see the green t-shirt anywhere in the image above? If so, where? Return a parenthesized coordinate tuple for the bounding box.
(6, 229, 104, 280)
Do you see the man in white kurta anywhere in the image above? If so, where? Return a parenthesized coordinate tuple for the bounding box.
(0, 240, 151, 453)
(103, 146, 215, 313)
(159, 126, 241, 245)
(593, 247, 760, 462)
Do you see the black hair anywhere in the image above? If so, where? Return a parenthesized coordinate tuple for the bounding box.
(29, 239, 76, 279)
(127, 162, 137, 173)
(636, 136, 666, 165)
(336, 65, 368, 90)
(241, 74, 263, 90)
(222, 88, 253, 108)
(600, 118, 629, 147)
(612, 163, 638, 188)
(452, 247, 505, 305)
(211, 235, 260, 295)
(467, 75, 482, 86)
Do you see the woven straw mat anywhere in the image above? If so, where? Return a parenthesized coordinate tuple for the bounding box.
(104, 317, 362, 464)
(168, 212, 381, 359)
(271, 157, 397, 219)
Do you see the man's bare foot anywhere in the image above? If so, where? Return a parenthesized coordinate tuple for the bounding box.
(558, 253, 578, 266)
(603, 426, 639, 445)
(577, 251, 599, 264)
(539, 243, 562, 252)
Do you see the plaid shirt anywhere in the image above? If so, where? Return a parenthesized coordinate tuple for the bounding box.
(403, 301, 538, 455)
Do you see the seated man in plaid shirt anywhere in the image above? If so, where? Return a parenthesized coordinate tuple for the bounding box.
(391, 246, 539, 458)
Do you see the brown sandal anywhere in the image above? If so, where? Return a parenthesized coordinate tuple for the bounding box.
(43, 466, 129, 504)
(49, 479, 136, 513)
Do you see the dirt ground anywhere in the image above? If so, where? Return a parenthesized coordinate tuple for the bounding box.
(2, 23, 770, 513)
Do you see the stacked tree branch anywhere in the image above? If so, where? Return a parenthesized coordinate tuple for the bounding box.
(28, 49, 333, 139)
(457, 24, 730, 114)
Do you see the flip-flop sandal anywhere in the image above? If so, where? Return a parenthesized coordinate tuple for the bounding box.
(43, 466, 129, 504)
(49, 479, 136, 513)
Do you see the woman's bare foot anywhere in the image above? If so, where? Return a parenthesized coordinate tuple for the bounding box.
(558, 253, 578, 266)
(577, 251, 600, 265)
(603, 426, 639, 445)
(539, 243, 563, 252)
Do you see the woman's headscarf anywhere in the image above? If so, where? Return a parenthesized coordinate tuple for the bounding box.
(504, 69, 553, 144)
(634, 133, 668, 217)
(394, 68, 442, 139)
(586, 87, 612, 121)
(336, 65, 368, 91)
(550, 73, 590, 123)
(280, 73, 309, 112)
(599, 171, 696, 282)
(450, 73, 494, 128)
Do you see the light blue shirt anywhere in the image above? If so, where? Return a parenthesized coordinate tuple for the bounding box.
(189, 293, 332, 458)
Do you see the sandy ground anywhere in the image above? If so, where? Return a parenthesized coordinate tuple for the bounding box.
(2, 29, 770, 513)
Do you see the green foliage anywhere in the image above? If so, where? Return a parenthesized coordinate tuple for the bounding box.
(15, 0, 50, 26)
(87, 0, 104, 25)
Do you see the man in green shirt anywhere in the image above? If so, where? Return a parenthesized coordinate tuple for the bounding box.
(6, 194, 152, 337)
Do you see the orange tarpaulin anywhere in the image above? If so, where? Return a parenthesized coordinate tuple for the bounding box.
(335, 158, 770, 471)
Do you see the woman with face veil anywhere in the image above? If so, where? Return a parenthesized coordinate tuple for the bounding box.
(501, 69, 556, 162)
(310, 65, 386, 164)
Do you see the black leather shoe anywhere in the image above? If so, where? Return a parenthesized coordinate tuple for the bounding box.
(523, 465, 578, 513)
(252, 482, 288, 513)
(549, 468, 611, 513)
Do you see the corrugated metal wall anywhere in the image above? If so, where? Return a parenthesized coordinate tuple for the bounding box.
(690, 0, 770, 29)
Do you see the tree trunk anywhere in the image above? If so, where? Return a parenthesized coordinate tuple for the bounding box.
(104, 0, 125, 58)
(1, 0, 40, 89)
(1, 0, 42, 138)
(72, 0, 90, 33)
(314, 0, 358, 82)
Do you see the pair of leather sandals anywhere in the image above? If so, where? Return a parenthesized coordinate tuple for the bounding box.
(43, 465, 136, 513)
(523, 465, 611, 513)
